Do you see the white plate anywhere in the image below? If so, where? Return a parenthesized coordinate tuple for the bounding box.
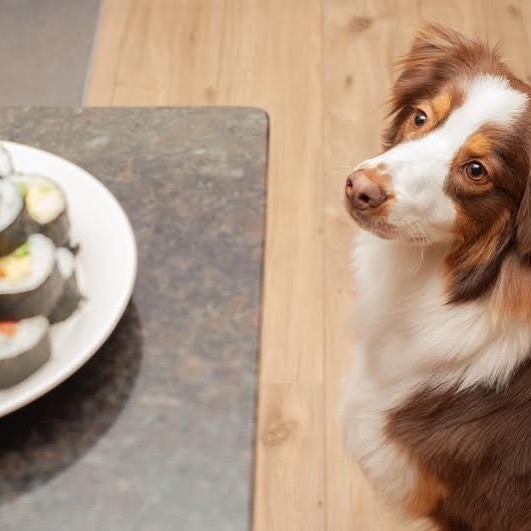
(0, 141, 137, 417)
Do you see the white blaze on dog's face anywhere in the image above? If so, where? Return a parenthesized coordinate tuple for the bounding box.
(345, 25, 531, 301)
(360, 76, 527, 241)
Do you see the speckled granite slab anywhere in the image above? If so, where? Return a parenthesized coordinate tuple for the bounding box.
(0, 0, 102, 105)
(0, 108, 268, 531)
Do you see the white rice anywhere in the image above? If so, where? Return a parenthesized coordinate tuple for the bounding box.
(0, 315, 48, 360)
(0, 180, 23, 231)
(0, 144, 14, 177)
(0, 234, 56, 293)
(56, 247, 75, 279)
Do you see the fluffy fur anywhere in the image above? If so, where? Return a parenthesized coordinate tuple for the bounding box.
(342, 24, 531, 530)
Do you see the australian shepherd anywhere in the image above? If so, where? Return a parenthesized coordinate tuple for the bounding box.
(342, 24, 531, 531)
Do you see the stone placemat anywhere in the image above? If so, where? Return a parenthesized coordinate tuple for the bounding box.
(0, 0, 102, 104)
(0, 107, 268, 531)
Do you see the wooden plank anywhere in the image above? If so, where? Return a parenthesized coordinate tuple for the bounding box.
(418, 0, 531, 80)
(322, 1, 421, 529)
(86, 0, 132, 105)
(88, 1, 326, 530)
(254, 384, 324, 531)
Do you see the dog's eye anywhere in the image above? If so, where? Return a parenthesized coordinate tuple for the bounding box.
(413, 110, 428, 128)
(465, 161, 488, 182)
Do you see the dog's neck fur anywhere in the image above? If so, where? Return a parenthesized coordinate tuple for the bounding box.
(342, 230, 531, 509)
(351, 230, 531, 391)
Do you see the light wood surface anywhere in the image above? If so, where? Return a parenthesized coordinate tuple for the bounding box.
(88, 1, 531, 529)
(323, 3, 416, 529)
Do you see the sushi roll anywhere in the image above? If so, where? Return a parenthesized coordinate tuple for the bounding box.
(9, 174, 70, 247)
(49, 247, 83, 324)
(0, 180, 28, 256)
(0, 144, 14, 178)
(0, 234, 63, 320)
(0, 316, 50, 388)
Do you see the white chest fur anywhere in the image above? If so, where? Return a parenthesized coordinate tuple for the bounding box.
(341, 232, 531, 505)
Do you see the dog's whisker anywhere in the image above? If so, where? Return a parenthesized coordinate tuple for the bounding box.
(401, 221, 425, 275)
(413, 224, 426, 274)
(328, 161, 357, 168)
(329, 166, 355, 173)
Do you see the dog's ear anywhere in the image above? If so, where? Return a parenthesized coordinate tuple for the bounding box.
(516, 174, 531, 260)
(383, 24, 467, 148)
(406, 23, 468, 64)
(383, 24, 497, 148)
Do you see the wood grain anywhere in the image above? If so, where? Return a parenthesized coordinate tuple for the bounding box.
(88, 1, 531, 529)
(323, 2, 420, 530)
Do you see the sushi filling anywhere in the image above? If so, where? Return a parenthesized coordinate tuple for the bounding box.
(0, 242, 31, 284)
(16, 176, 65, 225)
(0, 235, 55, 293)
(0, 316, 48, 360)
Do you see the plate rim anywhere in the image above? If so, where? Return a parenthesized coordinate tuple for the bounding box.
(0, 140, 138, 418)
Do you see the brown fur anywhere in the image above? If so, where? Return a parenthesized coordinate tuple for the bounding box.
(382, 24, 500, 149)
(388, 86, 464, 146)
(492, 252, 531, 321)
(405, 462, 448, 518)
(464, 131, 492, 158)
(516, 171, 531, 258)
(443, 122, 528, 302)
(385, 23, 531, 147)
(445, 115, 531, 302)
(431, 90, 454, 122)
(386, 358, 531, 530)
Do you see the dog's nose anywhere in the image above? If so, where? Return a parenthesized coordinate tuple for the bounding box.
(345, 170, 387, 210)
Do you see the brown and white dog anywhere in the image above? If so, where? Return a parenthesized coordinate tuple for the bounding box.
(342, 24, 531, 530)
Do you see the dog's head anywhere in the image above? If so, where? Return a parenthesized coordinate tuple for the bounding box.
(346, 24, 531, 301)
